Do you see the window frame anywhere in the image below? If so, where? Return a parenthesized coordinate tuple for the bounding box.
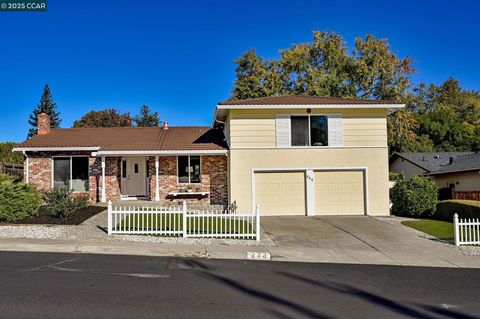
(176, 155, 202, 184)
(289, 114, 329, 148)
(51, 155, 90, 192)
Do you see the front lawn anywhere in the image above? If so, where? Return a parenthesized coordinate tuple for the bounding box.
(117, 213, 254, 235)
(401, 219, 454, 243)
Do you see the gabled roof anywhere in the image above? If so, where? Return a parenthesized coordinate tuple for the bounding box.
(219, 95, 404, 106)
(390, 152, 475, 172)
(14, 126, 228, 153)
(429, 153, 480, 175)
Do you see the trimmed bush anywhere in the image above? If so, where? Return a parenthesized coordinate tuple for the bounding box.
(0, 178, 41, 222)
(44, 189, 89, 218)
(392, 176, 438, 217)
(435, 200, 480, 221)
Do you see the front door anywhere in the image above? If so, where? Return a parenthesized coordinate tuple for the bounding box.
(126, 157, 146, 196)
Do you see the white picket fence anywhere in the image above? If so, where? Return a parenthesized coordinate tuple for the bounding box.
(107, 201, 260, 241)
(454, 214, 480, 246)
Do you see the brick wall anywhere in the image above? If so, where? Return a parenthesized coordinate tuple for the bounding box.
(26, 153, 227, 205)
(26, 152, 121, 203)
(148, 155, 228, 207)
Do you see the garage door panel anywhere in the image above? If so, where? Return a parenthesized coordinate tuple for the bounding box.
(315, 171, 365, 215)
(255, 172, 306, 216)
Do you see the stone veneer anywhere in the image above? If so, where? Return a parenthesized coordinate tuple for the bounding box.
(25, 152, 228, 206)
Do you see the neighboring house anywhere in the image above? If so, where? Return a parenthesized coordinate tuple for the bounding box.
(14, 95, 404, 216)
(389, 152, 474, 180)
(390, 152, 480, 200)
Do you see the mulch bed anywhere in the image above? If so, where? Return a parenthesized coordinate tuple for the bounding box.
(0, 206, 106, 226)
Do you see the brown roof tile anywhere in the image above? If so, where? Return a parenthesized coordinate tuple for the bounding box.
(218, 95, 403, 106)
(16, 126, 228, 151)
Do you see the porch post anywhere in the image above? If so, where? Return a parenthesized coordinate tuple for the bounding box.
(155, 156, 160, 201)
(101, 156, 106, 203)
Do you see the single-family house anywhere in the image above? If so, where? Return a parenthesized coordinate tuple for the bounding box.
(389, 152, 480, 200)
(14, 95, 404, 216)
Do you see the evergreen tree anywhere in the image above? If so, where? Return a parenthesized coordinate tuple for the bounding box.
(28, 84, 61, 137)
(134, 105, 160, 127)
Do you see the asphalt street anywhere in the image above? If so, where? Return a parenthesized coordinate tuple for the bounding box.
(0, 251, 479, 319)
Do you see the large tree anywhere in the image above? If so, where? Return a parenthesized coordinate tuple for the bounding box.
(73, 109, 133, 128)
(230, 31, 414, 101)
(28, 84, 61, 137)
(134, 105, 160, 127)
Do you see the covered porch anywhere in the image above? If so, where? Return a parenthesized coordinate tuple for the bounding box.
(97, 151, 228, 207)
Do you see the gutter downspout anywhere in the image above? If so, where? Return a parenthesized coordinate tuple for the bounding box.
(23, 151, 29, 183)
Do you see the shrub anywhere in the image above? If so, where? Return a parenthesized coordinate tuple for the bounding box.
(44, 189, 88, 218)
(435, 200, 480, 221)
(389, 172, 405, 182)
(0, 179, 41, 222)
(392, 176, 438, 217)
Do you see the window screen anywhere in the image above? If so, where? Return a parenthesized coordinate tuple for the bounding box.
(291, 116, 309, 146)
(178, 156, 189, 183)
(310, 116, 328, 146)
(53, 157, 70, 190)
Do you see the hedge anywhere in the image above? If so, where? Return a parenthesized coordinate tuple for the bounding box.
(435, 200, 480, 221)
(0, 176, 41, 222)
(392, 176, 438, 218)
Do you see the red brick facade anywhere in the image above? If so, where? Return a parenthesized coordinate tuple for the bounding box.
(25, 152, 228, 206)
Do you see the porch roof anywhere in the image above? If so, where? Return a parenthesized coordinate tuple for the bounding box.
(14, 126, 228, 154)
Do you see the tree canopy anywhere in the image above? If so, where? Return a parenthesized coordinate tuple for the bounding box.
(73, 109, 133, 128)
(28, 84, 61, 138)
(133, 105, 160, 127)
(231, 31, 414, 101)
(230, 31, 479, 154)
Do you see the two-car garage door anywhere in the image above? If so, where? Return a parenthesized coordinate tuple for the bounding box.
(254, 170, 365, 216)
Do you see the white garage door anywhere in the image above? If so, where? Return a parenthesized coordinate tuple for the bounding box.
(314, 171, 365, 215)
(255, 172, 306, 216)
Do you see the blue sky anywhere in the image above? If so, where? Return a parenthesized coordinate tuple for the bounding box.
(1, 0, 479, 142)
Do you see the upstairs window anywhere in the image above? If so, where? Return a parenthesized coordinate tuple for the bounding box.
(291, 115, 328, 147)
(177, 155, 201, 183)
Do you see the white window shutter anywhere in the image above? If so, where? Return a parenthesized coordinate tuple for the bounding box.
(276, 115, 291, 148)
(328, 114, 343, 146)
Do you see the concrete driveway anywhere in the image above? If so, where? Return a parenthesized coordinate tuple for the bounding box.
(261, 216, 480, 267)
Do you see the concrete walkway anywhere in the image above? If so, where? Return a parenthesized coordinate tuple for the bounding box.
(1, 214, 479, 267)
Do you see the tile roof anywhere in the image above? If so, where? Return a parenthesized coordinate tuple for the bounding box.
(391, 152, 476, 172)
(16, 126, 228, 152)
(218, 95, 404, 106)
(430, 153, 480, 174)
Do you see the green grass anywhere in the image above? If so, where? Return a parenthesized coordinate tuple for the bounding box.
(401, 219, 454, 243)
(116, 213, 254, 235)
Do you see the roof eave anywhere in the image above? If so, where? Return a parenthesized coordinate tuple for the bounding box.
(13, 146, 101, 152)
(95, 149, 228, 156)
(216, 103, 405, 114)
(429, 168, 480, 175)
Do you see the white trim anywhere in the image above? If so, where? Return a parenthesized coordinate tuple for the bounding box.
(251, 167, 369, 216)
(230, 146, 387, 150)
(217, 104, 404, 109)
(305, 169, 315, 216)
(176, 155, 202, 184)
(96, 150, 227, 156)
(155, 156, 160, 201)
(51, 155, 90, 192)
(23, 151, 29, 183)
(101, 156, 106, 203)
(13, 147, 100, 152)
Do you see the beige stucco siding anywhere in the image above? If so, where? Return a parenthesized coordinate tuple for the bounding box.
(430, 171, 480, 191)
(229, 147, 390, 216)
(228, 108, 387, 149)
(389, 158, 428, 180)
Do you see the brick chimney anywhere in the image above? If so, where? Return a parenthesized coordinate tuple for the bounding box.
(37, 112, 51, 135)
(163, 121, 169, 130)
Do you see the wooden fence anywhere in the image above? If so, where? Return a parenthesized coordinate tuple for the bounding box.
(454, 214, 480, 246)
(0, 162, 23, 179)
(107, 201, 261, 241)
(454, 191, 480, 201)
